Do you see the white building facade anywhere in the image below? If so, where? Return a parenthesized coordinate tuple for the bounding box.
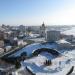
(40, 22, 46, 37)
(45, 30, 60, 42)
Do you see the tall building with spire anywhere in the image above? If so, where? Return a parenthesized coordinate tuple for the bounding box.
(40, 22, 46, 37)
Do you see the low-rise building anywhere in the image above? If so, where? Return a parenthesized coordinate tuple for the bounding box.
(0, 40, 4, 48)
(4, 31, 13, 40)
(0, 28, 5, 40)
(17, 40, 24, 46)
(5, 46, 12, 52)
(0, 48, 4, 54)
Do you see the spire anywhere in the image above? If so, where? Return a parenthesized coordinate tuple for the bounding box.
(43, 21, 44, 25)
(42, 22, 45, 27)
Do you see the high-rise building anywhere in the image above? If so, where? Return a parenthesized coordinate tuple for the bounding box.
(45, 30, 60, 42)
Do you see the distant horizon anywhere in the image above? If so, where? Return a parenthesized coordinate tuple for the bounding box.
(1, 23, 75, 26)
(0, 0, 75, 25)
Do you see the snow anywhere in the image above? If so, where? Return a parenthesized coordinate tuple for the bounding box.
(62, 27, 75, 36)
(12, 66, 31, 75)
(8, 43, 58, 57)
(21, 52, 55, 67)
(7, 40, 75, 75)
(20, 51, 74, 75)
(29, 33, 40, 38)
(10, 42, 75, 75)
(57, 39, 70, 44)
(63, 50, 75, 74)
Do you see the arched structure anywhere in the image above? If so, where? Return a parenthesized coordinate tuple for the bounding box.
(32, 48, 60, 57)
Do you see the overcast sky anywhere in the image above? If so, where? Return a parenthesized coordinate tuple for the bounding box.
(0, 0, 75, 26)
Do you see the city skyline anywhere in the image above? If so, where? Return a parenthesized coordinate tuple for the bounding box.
(0, 0, 75, 26)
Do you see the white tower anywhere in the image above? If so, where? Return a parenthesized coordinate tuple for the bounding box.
(40, 22, 46, 37)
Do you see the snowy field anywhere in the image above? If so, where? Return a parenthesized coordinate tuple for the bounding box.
(20, 50, 75, 75)
(62, 27, 75, 36)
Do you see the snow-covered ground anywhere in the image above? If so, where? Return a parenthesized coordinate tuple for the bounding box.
(19, 51, 75, 75)
(62, 27, 75, 36)
(63, 50, 75, 74)
(12, 67, 31, 75)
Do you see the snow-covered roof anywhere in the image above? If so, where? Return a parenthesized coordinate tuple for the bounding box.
(13, 37, 18, 41)
(57, 39, 71, 44)
(29, 33, 40, 38)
